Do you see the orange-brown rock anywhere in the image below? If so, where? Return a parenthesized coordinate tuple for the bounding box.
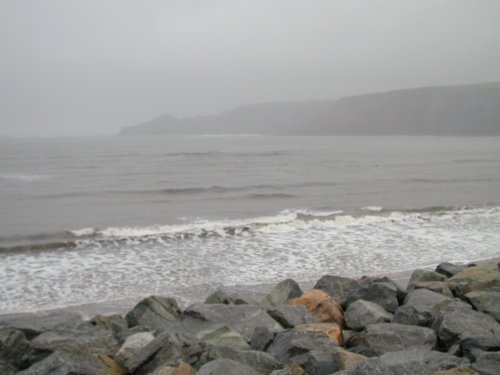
(335, 349, 368, 371)
(295, 323, 344, 345)
(99, 354, 127, 375)
(289, 289, 344, 326)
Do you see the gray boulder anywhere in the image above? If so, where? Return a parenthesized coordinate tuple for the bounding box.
(447, 263, 500, 299)
(432, 304, 500, 350)
(250, 327, 275, 351)
(409, 281, 454, 297)
(465, 291, 500, 321)
(344, 300, 392, 331)
(0, 328, 32, 370)
(345, 284, 399, 313)
(205, 287, 263, 305)
(0, 360, 16, 375)
(208, 346, 282, 375)
(268, 305, 315, 328)
(126, 295, 180, 332)
(313, 275, 361, 306)
(408, 270, 448, 289)
(348, 349, 469, 375)
(357, 276, 407, 304)
(114, 331, 155, 366)
(347, 323, 436, 354)
(0, 311, 83, 338)
(16, 351, 111, 375)
(471, 352, 500, 375)
(263, 279, 303, 308)
(459, 336, 500, 361)
(89, 314, 128, 344)
(183, 303, 283, 340)
(436, 262, 466, 278)
(197, 358, 261, 375)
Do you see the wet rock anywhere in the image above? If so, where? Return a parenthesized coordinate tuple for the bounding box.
(431, 368, 479, 375)
(31, 322, 120, 356)
(250, 327, 275, 351)
(344, 300, 392, 331)
(465, 291, 500, 321)
(409, 270, 448, 289)
(313, 275, 361, 306)
(295, 323, 344, 345)
(432, 303, 500, 350)
(184, 303, 283, 341)
(263, 279, 303, 308)
(289, 289, 344, 326)
(345, 283, 399, 313)
(471, 352, 500, 375)
(126, 296, 181, 332)
(436, 262, 466, 278)
(459, 336, 500, 361)
(347, 323, 436, 354)
(392, 288, 453, 326)
(410, 281, 454, 297)
(208, 346, 282, 375)
(89, 314, 128, 344)
(0, 328, 32, 370)
(447, 263, 500, 299)
(268, 305, 315, 328)
(0, 311, 83, 339)
(197, 358, 261, 375)
(349, 349, 469, 375)
(114, 331, 155, 366)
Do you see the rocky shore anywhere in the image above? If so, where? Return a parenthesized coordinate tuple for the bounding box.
(1, 261, 500, 375)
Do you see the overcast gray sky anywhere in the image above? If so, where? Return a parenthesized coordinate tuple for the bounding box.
(1, 0, 499, 137)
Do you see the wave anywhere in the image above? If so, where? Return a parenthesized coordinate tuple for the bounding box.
(0, 174, 53, 182)
(402, 177, 500, 184)
(1, 205, 498, 254)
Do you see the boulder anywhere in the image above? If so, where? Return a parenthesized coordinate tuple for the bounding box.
(432, 304, 500, 350)
(471, 352, 500, 375)
(250, 327, 275, 351)
(465, 291, 500, 321)
(0, 328, 32, 370)
(263, 279, 303, 308)
(290, 347, 366, 375)
(205, 287, 263, 305)
(344, 300, 392, 331)
(268, 305, 315, 328)
(410, 281, 454, 297)
(147, 361, 195, 375)
(313, 275, 361, 306)
(89, 315, 128, 344)
(31, 323, 120, 356)
(447, 263, 500, 299)
(126, 296, 181, 332)
(0, 360, 16, 375)
(408, 270, 448, 289)
(436, 262, 466, 278)
(431, 368, 479, 375)
(295, 323, 344, 345)
(183, 303, 283, 341)
(16, 351, 114, 375)
(392, 288, 453, 327)
(114, 331, 155, 366)
(208, 346, 282, 375)
(345, 284, 399, 313)
(269, 364, 306, 375)
(289, 289, 344, 326)
(0, 311, 83, 339)
(459, 336, 500, 361)
(346, 323, 436, 354)
(197, 358, 261, 375)
(356, 276, 407, 304)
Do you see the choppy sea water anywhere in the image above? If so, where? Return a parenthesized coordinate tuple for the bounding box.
(1, 135, 499, 313)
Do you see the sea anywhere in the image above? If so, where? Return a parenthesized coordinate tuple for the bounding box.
(1, 135, 500, 314)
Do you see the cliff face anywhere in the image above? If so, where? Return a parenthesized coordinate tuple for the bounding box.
(121, 82, 500, 136)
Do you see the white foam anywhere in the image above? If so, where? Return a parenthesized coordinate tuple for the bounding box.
(0, 173, 52, 182)
(361, 206, 384, 212)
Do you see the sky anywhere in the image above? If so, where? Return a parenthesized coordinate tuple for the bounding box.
(1, 0, 500, 137)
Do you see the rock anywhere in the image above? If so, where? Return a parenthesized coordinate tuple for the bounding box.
(409, 269, 448, 289)
(471, 352, 500, 375)
(16, 351, 113, 375)
(208, 346, 282, 374)
(345, 283, 399, 313)
(89, 315, 128, 344)
(436, 262, 466, 278)
(313, 275, 361, 306)
(269, 364, 306, 375)
(205, 287, 263, 305)
(197, 358, 261, 375)
(114, 331, 155, 366)
(432, 303, 500, 350)
(0, 328, 32, 370)
(465, 291, 500, 321)
(266, 329, 338, 365)
(459, 336, 500, 361)
(263, 279, 303, 308)
(268, 305, 315, 328)
(344, 300, 392, 331)
(183, 303, 283, 341)
(289, 289, 344, 326)
(0, 311, 83, 339)
(147, 361, 196, 375)
(347, 346, 379, 358)
(31, 322, 120, 356)
(356, 276, 407, 304)
(447, 263, 500, 299)
(392, 288, 453, 327)
(291, 347, 366, 375)
(349, 349, 469, 375)
(0, 360, 16, 375)
(410, 281, 454, 297)
(431, 368, 479, 375)
(346, 323, 436, 354)
(295, 323, 344, 345)
(126, 296, 181, 332)
(250, 327, 275, 351)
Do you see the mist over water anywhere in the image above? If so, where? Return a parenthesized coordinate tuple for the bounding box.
(1, 135, 500, 313)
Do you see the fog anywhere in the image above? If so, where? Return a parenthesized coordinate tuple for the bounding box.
(1, 0, 499, 137)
